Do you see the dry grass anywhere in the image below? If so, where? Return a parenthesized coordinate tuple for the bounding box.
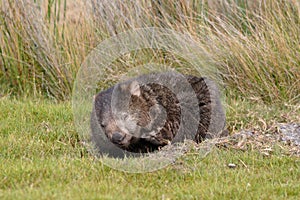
(0, 0, 299, 103)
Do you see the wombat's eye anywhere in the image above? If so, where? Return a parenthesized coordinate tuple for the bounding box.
(100, 123, 105, 128)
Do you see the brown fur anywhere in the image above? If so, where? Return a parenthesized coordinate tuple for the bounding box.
(90, 72, 227, 156)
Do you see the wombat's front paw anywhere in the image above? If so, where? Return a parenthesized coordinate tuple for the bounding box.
(142, 131, 171, 146)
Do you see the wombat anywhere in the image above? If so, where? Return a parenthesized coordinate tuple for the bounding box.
(90, 72, 227, 157)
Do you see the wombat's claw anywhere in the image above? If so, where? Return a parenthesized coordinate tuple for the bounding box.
(162, 139, 171, 145)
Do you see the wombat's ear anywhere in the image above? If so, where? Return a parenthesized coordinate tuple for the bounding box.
(129, 81, 141, 96)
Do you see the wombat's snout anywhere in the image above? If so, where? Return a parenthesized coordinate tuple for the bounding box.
(111, 132, 125, 143)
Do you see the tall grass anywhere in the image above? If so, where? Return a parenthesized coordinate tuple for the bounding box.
(0, 0, 299, 103)
(0, 0, 94, 100)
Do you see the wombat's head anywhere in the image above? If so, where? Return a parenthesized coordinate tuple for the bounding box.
(93, 80, 166, 153)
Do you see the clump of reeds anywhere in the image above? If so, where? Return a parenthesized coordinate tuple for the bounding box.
(0, 0, 299, 104)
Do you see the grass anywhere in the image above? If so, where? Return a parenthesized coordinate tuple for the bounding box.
(0, 97, 299, 199)
(0, 0, 299, 103)
(0, 0, 299, 199)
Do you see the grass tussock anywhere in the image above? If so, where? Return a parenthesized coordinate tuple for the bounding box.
(0, 0, 299, 103)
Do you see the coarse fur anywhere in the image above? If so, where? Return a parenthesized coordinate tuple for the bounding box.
(90, 72, 227, 157)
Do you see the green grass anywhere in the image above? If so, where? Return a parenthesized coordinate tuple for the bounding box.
(1, 98, 299, 199)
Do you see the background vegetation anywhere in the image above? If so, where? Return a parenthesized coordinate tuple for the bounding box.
(0, 0, 299, 103)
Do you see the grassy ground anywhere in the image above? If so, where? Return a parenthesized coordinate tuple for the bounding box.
(0, 0, 299, 199)
(1, 97, 299, 199)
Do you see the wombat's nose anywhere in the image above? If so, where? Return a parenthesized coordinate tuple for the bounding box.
(111, 132, 125, 143)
